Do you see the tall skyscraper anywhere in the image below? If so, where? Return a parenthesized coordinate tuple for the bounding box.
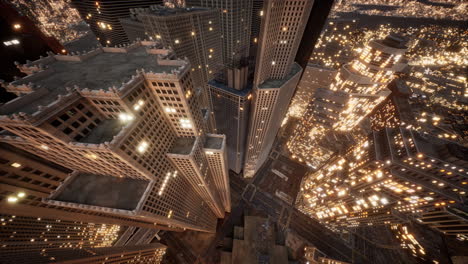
(310, 18, 359, 69)
(0, 143, 179, 230)
(287, 64, 337, 118)
(138, 6, 224, 111)
(288, 34, 408, 168)
(208, 80, 252, 173)
(2, 236, 167, 264)
(0, 40, 230, 233)
(0, 214, 122, 262)
(295, 81, 468, 236)
(243, 0, 313, 178)
(71, 0, 163, 46)
(295, 126, 468, 236)
(184, 1, 254, 175)
(185, 0, 252, 68)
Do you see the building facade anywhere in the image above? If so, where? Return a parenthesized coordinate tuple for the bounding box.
(71, 0, 163, 46)
(310, 18, 359, 69)
(208, 80, 251, 174)
(186, 0, 252, 68)
(288, 34, 408, 168)
(296, 125, 468, 235)
(243, 0, 313, 178)
(139, 6, 224, 111)
(0, 41, 230, 233)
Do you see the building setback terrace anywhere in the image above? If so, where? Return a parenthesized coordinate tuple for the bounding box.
(50, 173, 150, 211)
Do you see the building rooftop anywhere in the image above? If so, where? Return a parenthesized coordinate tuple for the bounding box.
(7, 46, 179, 115)
(169, 137, 196, 155)
(228, 216, 288, 264)
(52, 173, 149, 211)
(258, 63, 302, 89)
(78, 119, 124, 144)
(204, 135, 224, 150)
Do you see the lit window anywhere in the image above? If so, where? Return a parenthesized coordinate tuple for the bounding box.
(180, 118, 192, 128)
(3, 39, 20, 46)
(7, 196, 18, 203)
(133, 100, 144, 111)
(137, 141, 149, 153)
(174, 39, 180, 44)
(119, 113, 134, 122)
(11, 162, 21, 168)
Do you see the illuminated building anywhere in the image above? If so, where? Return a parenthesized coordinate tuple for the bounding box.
(330, 34, 408, 131)
(249, 0, 264, 68)
(203, 134, 231, 212)
(310, 18, 359, 69)
(243, 0, 313, 178)
(138, 6, 224, 111)
(71, 0, 163, 46)
(2, 241, 166, 264)
(10, 0, 85, 44)
(287, 64, 337, 118)
(288, 34, 408, 168)
(295, 124, 468, 235)
(303, 246, 350, 264)
(208, 80, 251, 174)
(0, 41, 231, 232)
(119, 9, 147, 42)
(287, 88, 348, 168)
(185, 0, 252, 68)
(0, 143, 180, 230)
(0, 214, 123, 263)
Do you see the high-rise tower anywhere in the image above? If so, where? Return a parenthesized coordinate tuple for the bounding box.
(186, 1, 254, 174)
(138, 6, 224, 111)
(243, 0, 313, 178)
(0, 40, 230, 232)
(185, 0, 252, 68)
(71, 0, 163, 46)
(288, 34, 408, 168)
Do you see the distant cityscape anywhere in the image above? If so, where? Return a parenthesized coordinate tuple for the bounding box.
(0, 0, 467, 264)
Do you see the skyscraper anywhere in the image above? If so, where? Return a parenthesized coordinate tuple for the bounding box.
(0, 214, 122, 263)
(185, 0, 252, 69)
(0, 40, 230, 232)
(250, 0, 264, 51)
(310, 18, 359, 69)
(295, 80, 468, 236)
(208, 80, 251, 174)
(295, 126, 468, 235)
(1, 237, 167, 264)
(71, 0, 163, 46)
(0, 143, 179, 230)
(288, 34, 408, 168)
(243, 0, 313, 178)
(138, 6, 224, 111)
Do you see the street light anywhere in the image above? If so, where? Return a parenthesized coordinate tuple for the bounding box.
(13, 23, 21, 30)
